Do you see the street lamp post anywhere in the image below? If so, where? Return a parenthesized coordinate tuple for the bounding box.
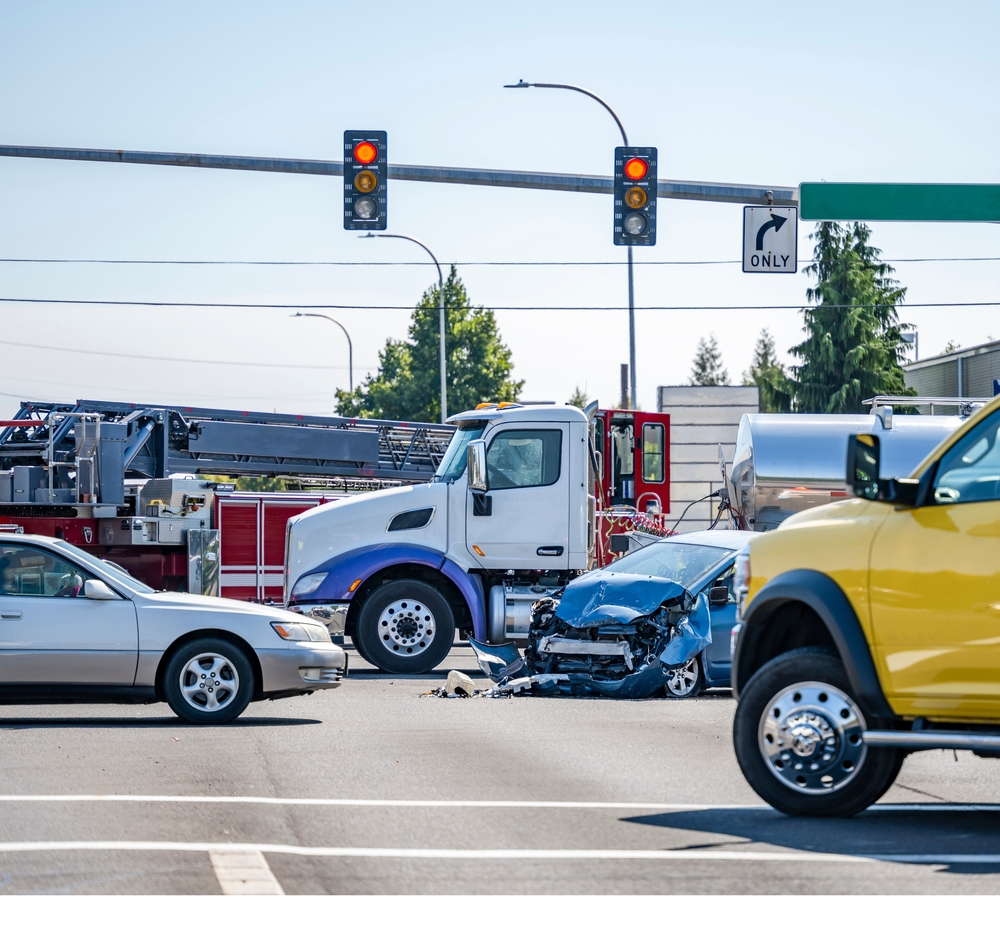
(362, 233, 448, 423)
(289, 312, 353, 410)
(505, 80, 638, 410)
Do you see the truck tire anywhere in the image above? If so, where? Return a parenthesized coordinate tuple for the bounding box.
(163, 637, 255, 725)
(356, 580, 455, 674)
(733, 648, 903, 817)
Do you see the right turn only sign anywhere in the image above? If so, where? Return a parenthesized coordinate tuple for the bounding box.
(743, 205, 798, 273)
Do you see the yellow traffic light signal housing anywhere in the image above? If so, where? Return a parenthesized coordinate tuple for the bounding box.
(614, 147, 657, 246)
(344, 131, 387, 230)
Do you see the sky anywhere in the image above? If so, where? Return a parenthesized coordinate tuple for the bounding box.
(0, 1, 997, 419)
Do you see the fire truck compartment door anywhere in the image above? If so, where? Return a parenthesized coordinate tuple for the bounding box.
(465, 423, 570, 569)
(0, 597, 139, 685)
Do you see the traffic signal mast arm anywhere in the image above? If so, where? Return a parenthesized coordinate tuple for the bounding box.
(0, 144, 797, 206)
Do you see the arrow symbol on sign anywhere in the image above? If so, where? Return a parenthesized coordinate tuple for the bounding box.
(755, 213, 787, 250)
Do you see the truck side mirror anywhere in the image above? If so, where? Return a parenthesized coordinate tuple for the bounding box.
(467, 440, 488, 494)
(847, 434, 882, 500)
(846, 434, 920, 506)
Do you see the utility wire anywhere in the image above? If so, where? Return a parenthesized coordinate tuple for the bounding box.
(0, 297, 995, 311)
(0, 257, 996, 266)
(0, 336, 369, 370)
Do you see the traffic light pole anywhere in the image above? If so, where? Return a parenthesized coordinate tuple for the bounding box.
(362, 233, 447, 423)
(504, 81, 637, 410)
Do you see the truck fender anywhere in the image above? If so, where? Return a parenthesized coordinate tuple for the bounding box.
(290, 543, 486, 642)
(733, 569, 894, 723)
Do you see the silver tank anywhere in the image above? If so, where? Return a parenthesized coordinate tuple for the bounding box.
(729, 411, 963, 531)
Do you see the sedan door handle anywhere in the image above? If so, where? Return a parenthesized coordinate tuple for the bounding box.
(1, 610, 22, 620)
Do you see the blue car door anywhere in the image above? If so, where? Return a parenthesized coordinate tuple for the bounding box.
(704, 564, 737, 685)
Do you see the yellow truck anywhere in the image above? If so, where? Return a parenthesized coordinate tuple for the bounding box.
(731, 395, 1000, 816)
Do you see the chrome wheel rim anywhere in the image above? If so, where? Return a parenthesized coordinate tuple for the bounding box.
(179, 652, 240, 712)
(376, 598, 436, 655)
(758, 680, 867, 794)
(665, 658, 700, 697)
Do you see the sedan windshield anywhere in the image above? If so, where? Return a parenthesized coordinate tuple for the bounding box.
(53, 540, 155, 594)
(434, 420, 487, 483)
(604, 541, 733, 588)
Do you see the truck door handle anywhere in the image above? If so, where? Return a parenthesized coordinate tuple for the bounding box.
(536, 546, 564, 557)
(473, 494, 492, 516)
(1, 611, 22, 620)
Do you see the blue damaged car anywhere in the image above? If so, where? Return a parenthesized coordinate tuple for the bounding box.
(470, 530, 756, 698)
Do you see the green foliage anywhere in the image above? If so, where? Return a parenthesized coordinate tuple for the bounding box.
(337, 267, 523, 422)
(201, 475, 289, 492)
(689, 334, 731, 386)
(742, 328, 792, 413)
(942, 340, 961, 354)
(790, 223, 915, 413)
(568, 386, 589, 408)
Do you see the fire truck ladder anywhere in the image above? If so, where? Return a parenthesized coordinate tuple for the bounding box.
(0, 400, 455, 485)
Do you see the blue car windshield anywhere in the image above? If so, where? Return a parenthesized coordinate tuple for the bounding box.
(603, 541, 732, 588)
(435, 420, 487, 483)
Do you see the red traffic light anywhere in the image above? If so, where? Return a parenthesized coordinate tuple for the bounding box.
(624, 157, 648, 181)
(353, 141, 378, 165)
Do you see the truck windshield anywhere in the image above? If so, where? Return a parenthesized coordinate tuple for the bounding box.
(604, 541, 735, 589)
(435, 421, 487, 483)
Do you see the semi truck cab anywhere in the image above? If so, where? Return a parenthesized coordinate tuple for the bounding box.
(284, 403, 594, 673)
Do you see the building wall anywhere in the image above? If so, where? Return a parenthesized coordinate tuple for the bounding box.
(904, 340, 1000, 412)
(657, 385, 759, 532)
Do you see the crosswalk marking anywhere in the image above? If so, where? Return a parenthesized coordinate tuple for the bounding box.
(210, 849, 284, 895)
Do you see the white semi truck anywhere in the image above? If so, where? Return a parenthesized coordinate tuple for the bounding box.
(284, 402, 600, 673)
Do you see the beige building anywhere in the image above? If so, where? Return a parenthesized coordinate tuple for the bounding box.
(657, 385, 760, 532)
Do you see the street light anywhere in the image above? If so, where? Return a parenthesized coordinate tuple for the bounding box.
(505, 79, 639, 410)
(289, 312, 353, 409)
(361, 233, 448, 423)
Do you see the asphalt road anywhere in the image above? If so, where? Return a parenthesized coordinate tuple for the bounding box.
(1, 643, 1000, 895)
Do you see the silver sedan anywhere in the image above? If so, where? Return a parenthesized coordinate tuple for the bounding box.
(0, 534, 346, 723)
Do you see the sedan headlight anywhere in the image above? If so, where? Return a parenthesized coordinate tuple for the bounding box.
(290, 572, 328, 597)
(272, 621, 331, 643)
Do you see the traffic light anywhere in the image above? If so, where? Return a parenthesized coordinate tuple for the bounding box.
(613, 146, 657, 246)
(344, 130, 387, 230)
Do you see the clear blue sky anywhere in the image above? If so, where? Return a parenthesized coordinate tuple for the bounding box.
(0, 1, 997, 417)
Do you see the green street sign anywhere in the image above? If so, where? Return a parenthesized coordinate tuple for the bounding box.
(799, 183, 1000, 221)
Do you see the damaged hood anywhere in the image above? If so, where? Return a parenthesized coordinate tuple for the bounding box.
(555, 571, 687, 627)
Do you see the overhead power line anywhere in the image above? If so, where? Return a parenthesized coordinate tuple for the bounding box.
(0, 296, 995, 311)
(0, 336, 369, 370)
(0, 257, 996, 266)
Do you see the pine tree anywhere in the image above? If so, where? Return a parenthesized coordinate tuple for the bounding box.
(337, 267, 524, 422)
(791, 223, 915, 413)
(742, 328, 792, 413)
(689, 335, 731, 386)
(568, 386, 589, 408)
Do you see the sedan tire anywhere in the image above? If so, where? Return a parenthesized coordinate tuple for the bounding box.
(163, 637, 255, 725)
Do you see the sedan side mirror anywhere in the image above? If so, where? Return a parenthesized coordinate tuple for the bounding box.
(708, 585, 730, 607)
(467, 439, 488, 494)
(84, 579, 118, 600)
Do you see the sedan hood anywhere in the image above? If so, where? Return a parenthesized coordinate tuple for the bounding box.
(134, 592, 300, 621)
(555, 571, 688, 628)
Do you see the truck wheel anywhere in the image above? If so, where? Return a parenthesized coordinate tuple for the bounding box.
(163, 637, 255, 725)
(733, 649, 903, 817)
(356, 580, 455, 674)
(664, 657, 702, 698)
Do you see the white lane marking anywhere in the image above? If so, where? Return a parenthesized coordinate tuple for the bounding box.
(0, 795, 997, 812)
(0, 840, 996, 864)
(210, 849, 284, 896)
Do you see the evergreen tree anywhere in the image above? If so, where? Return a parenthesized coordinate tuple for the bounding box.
(337, 267, 523, 422)
(568, 386, 589, 408)
(689, 334, 731, 386)
(791, 222, 915, 413)
(742, 328, 792, 413)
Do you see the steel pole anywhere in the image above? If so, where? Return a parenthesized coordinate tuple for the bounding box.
(505, 81, 637, 408)
(289, 312, 353, 407)
(363, 234, 447, 423)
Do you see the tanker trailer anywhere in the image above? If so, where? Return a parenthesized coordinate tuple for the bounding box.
(727, 399, 975, 532)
